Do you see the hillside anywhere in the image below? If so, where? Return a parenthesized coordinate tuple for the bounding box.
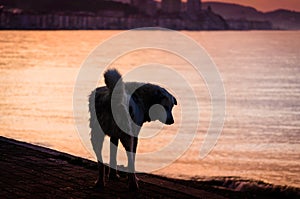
(265, 9, 300, 30)
(202, 2, 300, 30)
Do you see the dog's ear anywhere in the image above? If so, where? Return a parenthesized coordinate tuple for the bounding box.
(173, 96, 177, 105)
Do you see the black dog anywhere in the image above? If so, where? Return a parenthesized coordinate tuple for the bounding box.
(89, 69, 177, 191)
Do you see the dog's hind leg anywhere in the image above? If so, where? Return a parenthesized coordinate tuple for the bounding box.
(109, 137, 120, 181)
(90, 128, 105, 189)
(132, 137, 140, 182)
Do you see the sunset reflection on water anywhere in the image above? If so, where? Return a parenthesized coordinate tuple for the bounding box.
(0, 30, 299, 187)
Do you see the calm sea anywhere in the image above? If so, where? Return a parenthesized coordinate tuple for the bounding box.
(0, 30, 299, 187)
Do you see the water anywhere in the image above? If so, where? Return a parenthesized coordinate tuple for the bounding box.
(0, 30, 299, 187)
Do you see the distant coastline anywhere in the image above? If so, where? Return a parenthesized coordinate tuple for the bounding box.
(0, 0, 278, 30)
(202, 2, 300, 30)
(0, 10, 230, 30)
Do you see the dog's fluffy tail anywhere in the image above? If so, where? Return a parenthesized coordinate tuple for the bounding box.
(104, 69, 123, 93)
(104, 69, 132, 135)
(104, 69, 126, 106)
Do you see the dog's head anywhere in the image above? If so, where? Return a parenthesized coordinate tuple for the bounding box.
(149, 87, 177, 125)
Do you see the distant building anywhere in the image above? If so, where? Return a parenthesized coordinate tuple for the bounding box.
(131, 0, 156, 16)
(187, 0, 202, 19)
(110, 0, 131, 3)
(161, 0, 181, 14)
(130, 0, 140, 7)
(0, 0, 231, 30)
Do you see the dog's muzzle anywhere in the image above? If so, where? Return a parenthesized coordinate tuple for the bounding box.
(165, 115, 174, 125)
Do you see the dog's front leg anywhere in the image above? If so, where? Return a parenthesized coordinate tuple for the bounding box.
(109, 137, 120, 181)
(126, 149, 139, 191)
(127, 137, 139, 191)
(121, 135, 139, 191)
(95, 161, 105, 189)
(132, 137, 139, 182)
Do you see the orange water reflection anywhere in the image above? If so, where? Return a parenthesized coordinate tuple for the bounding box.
(0, 30, 299, 187)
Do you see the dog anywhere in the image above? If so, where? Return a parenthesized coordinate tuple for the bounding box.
(89, 69, 177, 191)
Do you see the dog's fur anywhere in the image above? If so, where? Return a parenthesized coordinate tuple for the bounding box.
(89, 69, 177, 191)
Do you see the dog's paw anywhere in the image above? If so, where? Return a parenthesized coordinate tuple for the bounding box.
(109, 173, 121, 181)
(94, 179, 105, 190)
(128, 174, 139, 192)
(128, 181, 139, 192)
(109, 168, 121, 181)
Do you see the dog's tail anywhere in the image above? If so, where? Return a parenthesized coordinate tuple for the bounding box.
(104, 69, 123, 93)
(104, 69, 126, 104)
(104, 69, 132, 135)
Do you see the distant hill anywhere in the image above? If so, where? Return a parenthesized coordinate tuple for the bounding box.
(202, 2, 300, 30)
(265, 9, 300, 30)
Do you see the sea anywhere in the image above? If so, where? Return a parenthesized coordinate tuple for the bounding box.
(0, 30, 299, 188)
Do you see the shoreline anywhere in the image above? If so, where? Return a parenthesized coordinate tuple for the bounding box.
(1, 136, 299, 198)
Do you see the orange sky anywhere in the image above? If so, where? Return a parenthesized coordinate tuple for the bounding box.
(201, 0, 300, 12)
